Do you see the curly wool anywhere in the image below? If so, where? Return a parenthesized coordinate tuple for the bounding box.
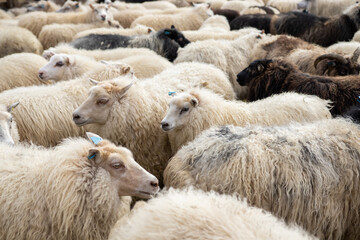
(166, 89, 331, 154)
(164, 118, 360, 240)
(0, 138, 131, 240)
(109, 188, 316, 240)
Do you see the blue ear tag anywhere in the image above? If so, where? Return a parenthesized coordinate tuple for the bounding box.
(88, 154, 96, 159)
(90, 136, 103, 145)
(164, 31, 170, 35)
(357, 96, 360, 103)
(168, 91, 176, 96)
(40, 4, 45, 8)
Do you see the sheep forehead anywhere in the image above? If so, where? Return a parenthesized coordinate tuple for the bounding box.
(93, 4, 108, 10)
(102, 146, 133, 164)
(50, 54, 67, 63)
(90, 85, 111, 97)
(0, 111, 11, 122)
(171, 94, 192, 107)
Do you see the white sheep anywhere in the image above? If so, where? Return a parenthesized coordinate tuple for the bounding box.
(305, 0, 356, 17)
(141, 1, 177, 10)
(43, 44, 162, 61)
(109, 188, 317, 240)
(72, 24, 153, 41)
(39, 52, 172, 81)
(175, 31, 269, 99)
(0, 26, 43, 58)
(0, 53, 48, 92)
(266, 0, 301, 12)
(0, 102, 20, 145)
(18, 3, 114, 37)
(0, 62, 133, 147)
(198, 15, 230, 32)
(161, 89, 331, 154)
(130, 4, 213, 31)
(0, 132, 159, 240)
(221, 0, 262, 13)
(183, 27, 259, 42)
(72, 62, 235, 181)
(164, 118, 360, 239)
(38, 21, 120, 50)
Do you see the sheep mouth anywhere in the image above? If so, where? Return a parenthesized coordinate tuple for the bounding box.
(161, 125, 174, 132)
(136, 190, 156, 199)
(74, 120, 89, 126)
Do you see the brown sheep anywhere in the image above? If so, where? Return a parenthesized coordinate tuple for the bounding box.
(255, 35, 360, 76)
(236, 59, 360, 116)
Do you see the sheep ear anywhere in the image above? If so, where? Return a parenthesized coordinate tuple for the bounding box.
(86, 132, 103, 145)
(121, 65, 134, 76)
(171, 25, 175, 29)
(89, 3, 95, 10)
(257, 64, 265, 72)
(147, 28, 154, 34)
(65, 55, 75, 66)
(88, 148, 102, 164)
(42, 50, 55, 60)
(7, 102, 20, 113)
(75, 3, 79, 8)
(89, 78, 99, 85)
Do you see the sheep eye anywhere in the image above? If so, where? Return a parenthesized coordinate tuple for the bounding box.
(9, 117, 13, 123)
(96, 98, 109, 105)
(55, 61, 64, 67)
(94, 9, 98, 13)
(180, 107, 189, 114)
(112, 163, 125, 169)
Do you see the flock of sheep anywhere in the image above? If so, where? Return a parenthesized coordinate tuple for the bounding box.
(1, 0, 360, 239)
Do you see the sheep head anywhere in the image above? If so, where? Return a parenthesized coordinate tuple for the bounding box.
(0, 103, 19, 145)
(38, 53, 75, 82)
(160, 25, 190, 48)
(73, 77, 134, 126)
(161, 91, 199, 131)
(85, 132, 159, 199)
(237, 59, 273, 86)
(314, 49, 360, 76)
(90, 3, 112, 22)
(56, 0, 80, 13)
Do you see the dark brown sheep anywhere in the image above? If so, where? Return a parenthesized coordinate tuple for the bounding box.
(236, 59, 360, 116)
(231, 3, 360, 47)
(259, 35, 360, 76)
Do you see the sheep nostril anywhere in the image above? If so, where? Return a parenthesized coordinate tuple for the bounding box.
(150, 180, 158, 188)
(161, 122, 169, 128)
(38, 72, 44, 79)
(101, 15, 106, 20)
(73, 113, 80, 120)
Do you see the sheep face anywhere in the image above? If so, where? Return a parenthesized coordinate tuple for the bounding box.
(90, 3, 111, 22)
(160, 26, 190, 48)
(38, 53, 75, 81)
(344, 3, 360, 29)
(0, 103, 19, 145)
(73, 79, 133, 126)
(161, 92, 198, 131)
(236, 59, 273, 86)
(86, 133, 159, 199)
(314, 48, 360, 76)
(26, 1, 51, 12)
(56, 0, 80, 13)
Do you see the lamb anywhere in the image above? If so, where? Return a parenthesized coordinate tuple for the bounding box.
(175, 31, 268, 99)
(0, 62, 132, 147)
(18, 3, 114, 37)
(70, 27, 185, 61)
(254, 35, 360, 76)
(0, 103, 20, 145)
(129, 3, 213, 31)
(164, 119, 360, 240)
(0, 53, 48, 92)
(39, 20, 121, 50)
(43, 44, 161, 61)
(72, 62, 235, 182)
(109, 188, 316, 240)
(38, 52, 172, 81)
(0, 132, 159, 240)
(0, 26, 43, 58)
(161, 89, 331, 154)
(237, 59, 360, 115)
